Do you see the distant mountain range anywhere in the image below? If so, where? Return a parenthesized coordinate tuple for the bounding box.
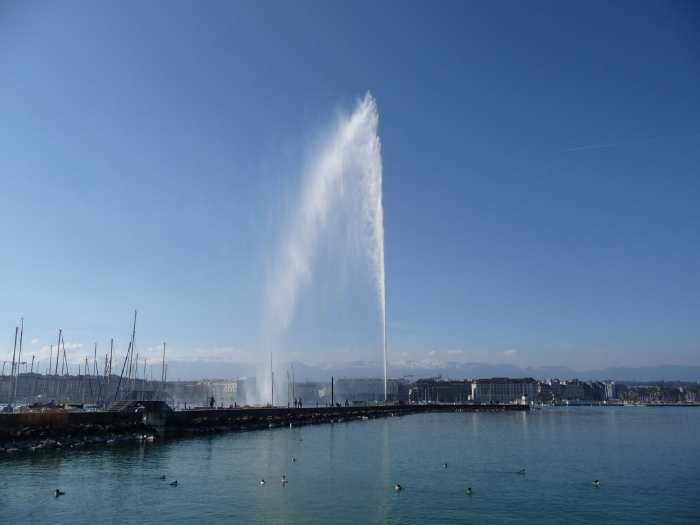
(162, 359, 700, 383)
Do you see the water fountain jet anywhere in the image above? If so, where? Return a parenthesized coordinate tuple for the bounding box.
(263, 92, 388, 402)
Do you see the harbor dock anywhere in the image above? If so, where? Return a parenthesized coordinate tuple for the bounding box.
(0, 403, 528, 455)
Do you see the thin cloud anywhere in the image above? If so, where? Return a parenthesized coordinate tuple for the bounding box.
(181, 346, 248, 362)
(39, 343, 83, 356)
(565, 141, 623, 152)
(564, 132, 700, 153)
(447, 349, 464, 355)
(41, 342, 83, 351)
(503, 349, 518, 356)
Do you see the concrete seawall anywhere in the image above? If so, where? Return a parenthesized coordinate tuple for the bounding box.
(1, 403, 528, 455)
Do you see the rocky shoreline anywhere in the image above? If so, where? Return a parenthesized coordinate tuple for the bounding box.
(0, 422, 155, 455)
(0, 410, 389, 456)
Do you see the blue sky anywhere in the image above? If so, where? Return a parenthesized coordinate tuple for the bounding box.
(1, 1, 698, 373)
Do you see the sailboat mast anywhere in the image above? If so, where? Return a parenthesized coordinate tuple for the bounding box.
(61, 336, 68, 376)
(270, 352, 274, 406)
(129, 310, 137, 393)
(161, 342, 166, 385)
(15, 317, 23, 401)
(10, 326, 18, 379)
(10, 326, 18, 404)
(113, 340, 132, 402)
(109, 338, 113, 380)
(55, 329, 62, 376)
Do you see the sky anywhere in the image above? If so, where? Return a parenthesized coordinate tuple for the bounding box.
(1, 1, 699, 376)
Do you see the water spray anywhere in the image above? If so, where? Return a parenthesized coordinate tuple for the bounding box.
(264, 92, 387, 403)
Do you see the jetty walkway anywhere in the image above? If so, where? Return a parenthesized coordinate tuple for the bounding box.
(0, 403, 528, 455)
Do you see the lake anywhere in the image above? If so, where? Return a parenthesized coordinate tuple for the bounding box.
(1, 406, 698, 524)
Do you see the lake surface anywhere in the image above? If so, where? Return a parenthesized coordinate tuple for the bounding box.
(1, 407, 698, 524)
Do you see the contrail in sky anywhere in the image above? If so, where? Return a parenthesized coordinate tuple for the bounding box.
(564, 132, 700, 153)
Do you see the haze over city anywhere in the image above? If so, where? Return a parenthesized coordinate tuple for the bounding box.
(2, 1, 699, 378)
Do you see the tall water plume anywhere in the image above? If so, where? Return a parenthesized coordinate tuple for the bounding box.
(263, 93, 387, 402)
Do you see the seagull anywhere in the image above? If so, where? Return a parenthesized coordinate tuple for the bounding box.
(517, 468, 526, 475)
(466, 487, 472, 495)
(394, 483, 402, 492)
(169, 480, 178, 487)
(592, 480, 600, 487)
(55, 489, 65, 497)
(443, 463, 448, 469)
(292, 457, 297, 463)
(281, 475, 288, 484)
(260, 479, 266, 486)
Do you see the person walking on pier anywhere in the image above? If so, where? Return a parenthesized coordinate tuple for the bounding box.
(209, 396, 215, 409)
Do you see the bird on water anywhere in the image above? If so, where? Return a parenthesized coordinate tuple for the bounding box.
(592, 480, 600, 487)
(55, 489, 65, 497)
(260, 479, 266, 486)
(281, 475, 288, 484)
(169, 480, 178, 487)
(517, 468, 526, 475)
(466, 487, 472, 495)
(394, 483, 402, 492)
(443, 463, 448, 469)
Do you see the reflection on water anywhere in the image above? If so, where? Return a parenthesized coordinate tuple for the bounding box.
(1, 408, 699, 524)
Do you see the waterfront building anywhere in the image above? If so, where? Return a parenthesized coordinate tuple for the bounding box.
(548, 379, 588, 402)
(470, 378, 538, 404)
(199, 377, 256, 407)
(604, 381, 616, 400)
(408, 379, 470, 404)
(334, 378, 407, 403)
(292, 381, 328, 405)
(586, 381, 607, 402)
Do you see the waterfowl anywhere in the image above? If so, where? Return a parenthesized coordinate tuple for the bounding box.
(260, 479, 266, 486)
(169, 480, 178, 487)
(394, 483, 402, 492)
(443, 463, 448, 469)
(281, 475, 288, 484)
(592, 480, 600, 487)
(466, 487, 472, 495)
(292, 457, 297, 463)
(55, 489, 65, 497)
(517, 468, 526, 475)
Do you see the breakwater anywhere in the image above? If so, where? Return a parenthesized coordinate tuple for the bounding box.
(0, 403, 528, 455)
